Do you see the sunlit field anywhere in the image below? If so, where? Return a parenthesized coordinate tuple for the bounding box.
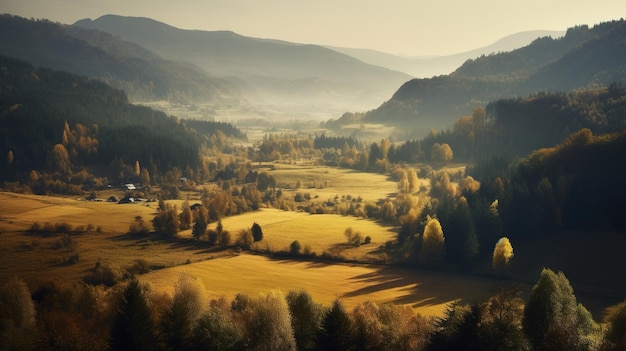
(140, 253, 504, 317)
(202, 208, 397, 258)
(265, 163, 403, 202)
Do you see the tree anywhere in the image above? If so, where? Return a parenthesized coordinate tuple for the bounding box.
(603, 299, 626, 351)
(192, 216, 207, 241)
(49, 143, 71, 174)
(408, 168, 420, 193)
(251, 222, 263, 242)
(190, 304, 241, 351)
(161, 276, 206, 351)
(289, 240, 302, 255)
(152, 201, 179, 238)
(238, 229, 254, 250)
(0, 276, 36, 331)
(110, 279, 156, 351)
(431, 143, 453, 164)
(418, 216, 445, 267)
(492, 237, 514, 273)
(315, 299, 353, 351)
(244, 291, 296, 351)
(179, 201, 192, 231)
(523, 268, 598, 351)
(286, 290, 325, 351)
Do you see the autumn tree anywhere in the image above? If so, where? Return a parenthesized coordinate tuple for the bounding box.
(237, 229, 254, 250)
(431, 143, 453, 164)
(161, 276, 206, 351)
(492, 237, 514, 273)
(243, 291, 296, 351)
(179, 201, 192, 231)
(152, 201, 179, 238)
(49, 143, 71, 175)
(418, 216, 445, 267)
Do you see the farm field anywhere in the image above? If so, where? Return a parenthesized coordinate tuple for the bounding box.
(140, 253, 507, 317)
(262, 163, 406, 203)
(204, 208, 397, 259)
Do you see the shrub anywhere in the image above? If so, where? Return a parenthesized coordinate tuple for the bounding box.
(67, 253, 80, 265)
(290, 240, 302, 255)
(251, 222, 263, 242)
(237, 229, 253, 250)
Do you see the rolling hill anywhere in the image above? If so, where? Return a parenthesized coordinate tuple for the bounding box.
(0, 14, 246, 105)
(355, 20, 626, 137)
(73, 15, 412, 110)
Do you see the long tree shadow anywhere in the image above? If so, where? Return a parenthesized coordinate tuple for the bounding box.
(341, 267, 517, 309)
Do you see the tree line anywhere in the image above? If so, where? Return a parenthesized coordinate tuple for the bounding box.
(2, 268, 625, 350)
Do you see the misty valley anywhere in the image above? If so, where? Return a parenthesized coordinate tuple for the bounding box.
(2, 13, 626, 351)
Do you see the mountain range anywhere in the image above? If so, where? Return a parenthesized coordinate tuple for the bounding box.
(0, 14, 246, 106)
(2, 13, 624, 137)
(73, 15, 411, 111)
(354, 19, 626, 137)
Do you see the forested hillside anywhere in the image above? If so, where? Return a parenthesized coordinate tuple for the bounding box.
(0, 56, 243, 186)
(0, 14, 244, 104)
(354, 20, 626, 137)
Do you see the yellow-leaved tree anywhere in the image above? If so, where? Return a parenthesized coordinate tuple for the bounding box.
(492, 237, 514, 272)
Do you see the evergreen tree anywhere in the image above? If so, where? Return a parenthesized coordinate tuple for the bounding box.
(109, 279, 156, 351)
(251, 222, 263, 242)
(315, 299, 353, 351)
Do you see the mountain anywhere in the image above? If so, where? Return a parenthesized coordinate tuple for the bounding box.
(327, 30, 565, 78)
(73, 15, 412, 111)
(0, 14, 245, 105)
(355, 20, 626, 137)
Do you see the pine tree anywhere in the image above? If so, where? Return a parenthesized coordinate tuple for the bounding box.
(109, 279, 156, 351)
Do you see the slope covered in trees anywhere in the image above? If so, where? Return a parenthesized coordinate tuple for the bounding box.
(0, 56, 243, 183)
(0, 14, 244, 104)
(353, 20, 626, 137)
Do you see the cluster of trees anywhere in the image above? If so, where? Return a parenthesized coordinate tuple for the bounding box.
(465, 127, 626, 238)
(2, 268, 625, 350)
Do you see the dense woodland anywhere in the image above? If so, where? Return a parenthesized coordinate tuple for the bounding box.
(0, 56, 246, 193)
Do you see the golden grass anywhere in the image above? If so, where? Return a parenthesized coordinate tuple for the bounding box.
(268, 164, 399, 203)
(140, 253, 502, 316)
(208, 208, 396, 257)
(0, 192, 205, 285)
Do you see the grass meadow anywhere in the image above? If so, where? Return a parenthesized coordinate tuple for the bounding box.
(139, 253, 503, 316)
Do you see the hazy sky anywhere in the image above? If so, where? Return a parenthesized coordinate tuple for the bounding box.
(2, 0, 624, 55)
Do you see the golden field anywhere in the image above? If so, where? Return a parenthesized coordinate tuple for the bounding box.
(0, 189, 506, 317)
